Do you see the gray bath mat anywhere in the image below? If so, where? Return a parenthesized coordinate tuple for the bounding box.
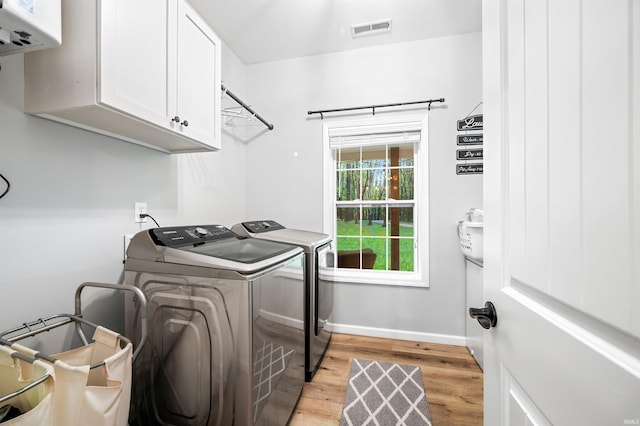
(340, 358, 432, 426)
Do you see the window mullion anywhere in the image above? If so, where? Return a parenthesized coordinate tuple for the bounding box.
(359, 146, 363, 261)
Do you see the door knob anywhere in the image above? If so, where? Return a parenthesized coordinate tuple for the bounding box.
(469, 301, 498, 329)
(181, 120, 189, 127)
(171, 116, 180, 123)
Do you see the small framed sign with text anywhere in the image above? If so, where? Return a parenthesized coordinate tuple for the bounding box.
(456, 163, 483, 175)
(457, 148, 483, 160)
(457, 134, 483, 145)
(457, 114, 483, 131)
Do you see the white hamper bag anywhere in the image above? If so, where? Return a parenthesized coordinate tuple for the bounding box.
(12, 326, 132, 426)
(51, 326, 132, 426)
(0, 346, 54, 426)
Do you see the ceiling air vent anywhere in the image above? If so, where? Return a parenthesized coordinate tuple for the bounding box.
(351, 19, 392, 38)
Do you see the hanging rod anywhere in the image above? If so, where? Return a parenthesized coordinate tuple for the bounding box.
(221, 84, 274, 130)
(308, 97, 445, 119)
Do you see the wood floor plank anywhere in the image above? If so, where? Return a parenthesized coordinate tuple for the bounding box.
(289, 333, 483, 425)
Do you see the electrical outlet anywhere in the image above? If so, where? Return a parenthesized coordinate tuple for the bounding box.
(134, 202, 147, 223)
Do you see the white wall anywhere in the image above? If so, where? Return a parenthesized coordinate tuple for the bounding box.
(178, 43, 248, 226)
(0, 31, 482, 348)
(0, 43, 247, 348)
(245, 32, 483, 343)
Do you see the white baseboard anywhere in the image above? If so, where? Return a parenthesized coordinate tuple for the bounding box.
(327, 322, 466, 347)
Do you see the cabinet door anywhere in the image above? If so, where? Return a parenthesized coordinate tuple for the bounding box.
(174, 0, 221, 150)
(99, 0, 171, 129)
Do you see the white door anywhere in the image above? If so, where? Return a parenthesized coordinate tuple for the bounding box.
(174, 0, 221, 149)
(99, 0, 171, 127)
(482, 0, 640, 425)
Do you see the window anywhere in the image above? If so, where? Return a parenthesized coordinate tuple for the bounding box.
(323, 116, 429, 287)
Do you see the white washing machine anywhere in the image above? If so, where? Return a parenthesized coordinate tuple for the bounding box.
(232, 220, 333, 382)
(458, 209, 484, 370)
(465, 259, 484, 369)
(124, 224, 305, 426)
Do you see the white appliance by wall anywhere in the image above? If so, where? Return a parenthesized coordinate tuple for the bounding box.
(459, 208, 484, 367)
(465, 260, 483, 368)
(483, 0, 640, 424)
(0, 0, 61, 56)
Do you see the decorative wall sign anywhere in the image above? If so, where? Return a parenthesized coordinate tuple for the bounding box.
(457, 148, 483, 160)
(457, 134, 483, 145)
(457, 114, 483, 131)
(456, 163, 483, 175)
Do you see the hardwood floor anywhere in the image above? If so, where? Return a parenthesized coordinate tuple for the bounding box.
(289, 333, 483, 425)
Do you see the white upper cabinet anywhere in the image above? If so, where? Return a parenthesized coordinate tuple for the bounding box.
(173, 0, 221, 146)
(99, 0, 172, 131)
(24, 0, 222, 153)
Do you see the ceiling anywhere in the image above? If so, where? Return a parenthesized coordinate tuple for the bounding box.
(188, 0, 483, 65)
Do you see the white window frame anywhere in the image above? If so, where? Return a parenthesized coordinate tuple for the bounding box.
(322, 114, 429, 287)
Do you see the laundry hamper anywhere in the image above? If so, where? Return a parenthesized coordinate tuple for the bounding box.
(0, 282, 147, 426)
(457, 208, 484, 264)
(12, 328, 132, 425)
(0, 346, 54, 425)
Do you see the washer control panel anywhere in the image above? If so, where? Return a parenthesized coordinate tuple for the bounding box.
(241, 220, 285, 234)
(150, 225, 237, 247)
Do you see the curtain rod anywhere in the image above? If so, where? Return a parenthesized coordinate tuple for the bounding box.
(308, 98, 445, 119)
(221, 84, 274, 130)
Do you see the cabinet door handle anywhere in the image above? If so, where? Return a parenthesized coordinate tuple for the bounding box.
(171, 116, 188, 127)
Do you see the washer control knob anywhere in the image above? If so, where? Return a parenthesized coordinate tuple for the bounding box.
(194, 227, 208, 237)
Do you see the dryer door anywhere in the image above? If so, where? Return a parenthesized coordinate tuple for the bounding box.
(131, 278, 237, 426)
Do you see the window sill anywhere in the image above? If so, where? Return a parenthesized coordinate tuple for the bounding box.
(321, 269, 429, 288)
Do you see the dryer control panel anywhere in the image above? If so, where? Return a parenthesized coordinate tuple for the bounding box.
(240, 220, 285, 234)
(150, 225, 237, 247)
